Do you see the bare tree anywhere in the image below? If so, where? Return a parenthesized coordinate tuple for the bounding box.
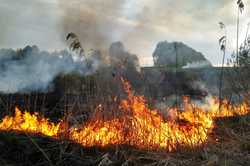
(236, 0, 245, 65)
(218, 22, 227, 108)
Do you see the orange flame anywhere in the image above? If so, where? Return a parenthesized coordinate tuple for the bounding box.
(0, 79, 249, 151)
(0, 107, 62, 137)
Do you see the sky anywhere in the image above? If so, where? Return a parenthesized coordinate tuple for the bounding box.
(0, 0, 250, 66)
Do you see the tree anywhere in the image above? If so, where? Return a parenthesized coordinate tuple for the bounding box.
(218, 22, 227, 109)
(236, 0, 245, 65)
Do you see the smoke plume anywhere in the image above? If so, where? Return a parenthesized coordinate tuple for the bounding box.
(182, 61, 212, 69)
(0, 45, 100, 93)
(109, 42, 140, 72)
(59, 0, 122, 52)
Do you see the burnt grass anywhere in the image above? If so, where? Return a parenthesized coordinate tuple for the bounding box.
(0, 114, 249, 166)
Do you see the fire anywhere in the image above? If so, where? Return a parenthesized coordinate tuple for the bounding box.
(0, 107, 62, 137)
(69, 79, 213, 151)
(0, 79, 249, 151)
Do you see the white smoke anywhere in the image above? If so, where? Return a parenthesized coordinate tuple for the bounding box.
(0, 45, 100, 93)
(182, 61, 211, 69)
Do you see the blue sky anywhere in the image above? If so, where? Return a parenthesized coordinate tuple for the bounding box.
(0, 0, 249, 66)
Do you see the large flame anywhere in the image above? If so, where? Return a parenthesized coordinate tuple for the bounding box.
(0, 79, 249, 151)
(0, 107, 62, 137)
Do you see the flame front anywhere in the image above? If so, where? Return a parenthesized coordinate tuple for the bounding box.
(0, 107, 62, 137)
(0, 79, 249, 151)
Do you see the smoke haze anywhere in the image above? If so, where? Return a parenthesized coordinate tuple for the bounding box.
(1, 0, 250, 66)
(0, 45, 100, 93)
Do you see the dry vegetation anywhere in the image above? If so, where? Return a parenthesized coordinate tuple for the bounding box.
(1, 1, 250, 166)
(0, 114, 249, 166)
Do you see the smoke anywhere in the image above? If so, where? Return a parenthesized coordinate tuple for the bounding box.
(57, 0, 241, 66)
(59, 0, 124, 52)
(109, 42, 140, 72)
(0, 0, 241, 66)
(0, 45, 100, 93)
(0, 41, 141, 94)
(186, 69, 220, 96)
(182, 61, 212, 69)
(59, 0, 150, 58)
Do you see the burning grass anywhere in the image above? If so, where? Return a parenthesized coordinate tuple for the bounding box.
(0, 79, 249, 153)
(0, 116, 249, 166)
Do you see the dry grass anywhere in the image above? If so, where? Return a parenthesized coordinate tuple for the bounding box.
(0, 114, 249, 166)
